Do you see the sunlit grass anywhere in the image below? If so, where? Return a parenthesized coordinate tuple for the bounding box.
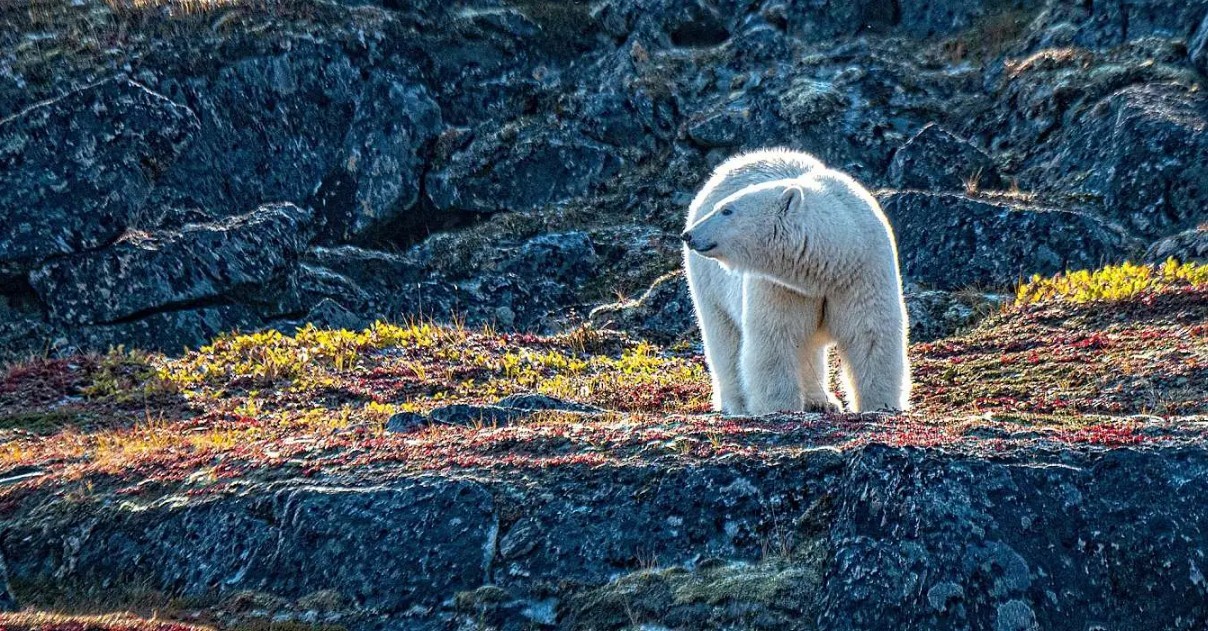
(104, 0, 253, 14)
(1015, 259, 1208, 305)
(0, 611, 213, 631)
(0, 262, 1204, 495)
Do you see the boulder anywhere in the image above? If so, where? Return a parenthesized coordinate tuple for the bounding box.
(904, 286, 1008, 342)
(30, 204, 313, 325)
(1035, 83, 1208, 239)
(152, 50, 440, 242)
(1027, 0, 1206, 49)
(592, 0, 731, 47)
(496, 393, 602, 413)
(385, 412, 428, 434)
(888, 123, 1004, 192)
(0, 78, 198, 271)
(425, 123, 625, 214)
(428, 404, 532, 427)
(1192, 13, 1208, 76)
(1143, 227, 1208, 264)
(878, 191, 1133, 289)
(589, 271, 697, 344)
(312, 77, 443, 243)
(2, 480, 498, 611)
(301, 298, 370, 332)
(76, 305, 263, 356)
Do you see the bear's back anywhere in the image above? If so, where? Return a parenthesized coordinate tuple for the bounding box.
(687, 148, 824, 224)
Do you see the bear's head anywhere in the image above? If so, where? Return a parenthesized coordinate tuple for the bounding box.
(681, 179, 811, 275)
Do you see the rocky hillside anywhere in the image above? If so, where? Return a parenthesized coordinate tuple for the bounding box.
(1, 0, 1206, 358)
(0, 262, 1206, 628)
(3, 0, 1208, 629)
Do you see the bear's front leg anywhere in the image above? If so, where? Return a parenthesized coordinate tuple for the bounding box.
(697, 301, 747, 414)
(739, 279, 808, 416)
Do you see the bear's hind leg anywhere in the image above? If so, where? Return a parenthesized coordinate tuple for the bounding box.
(798, 333, 842, 413)
(835, 328, 909, 413)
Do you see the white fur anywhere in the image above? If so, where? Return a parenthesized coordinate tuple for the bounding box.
(682, 148, 910, 415)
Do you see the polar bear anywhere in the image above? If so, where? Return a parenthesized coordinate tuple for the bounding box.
(681, 148, 910, 415)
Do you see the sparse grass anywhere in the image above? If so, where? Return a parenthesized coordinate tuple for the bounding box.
(963, 168, 983, 196)
(937, 7, 1036, 66)
(0, 264, 1205, 526)
(1015, 259, 1208, 305)
(0, 611, 213, 631)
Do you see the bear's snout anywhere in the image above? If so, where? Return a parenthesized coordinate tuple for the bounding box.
(681, 230, 717, 254)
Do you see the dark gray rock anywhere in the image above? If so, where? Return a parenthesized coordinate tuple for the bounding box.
(593, 0, 731, 48)
(889, 123, 1005, 192)
(687, 106, 749, 148)
(0, 78, 198, 270)
(7, 445, 1208, 628)
(1192, 13, 1208, 76)
(0, 550, 14, 612)
(72, 305, 263, 356)
(426, 123, 625, 214)
(589, 271, 697, 344)
(151, 52, 358, 221)
(904, 286, 1008, 342)
(878, 191, 1134, 289)
(428, 404, 531, 427)
(894, 0, 1032, 39)
(814, 446, 1208, 630)
(496, 393, 602, 413)
(776, 77, 847, 128)
(385, 412, 428, 434)
(153, 50, 439, 242)
(2, 479, 496, 611)
(1144, 227, 1208, 264)
(312, 77, 443, 243)
(1044, 83, 1208, 239)
(29, 203, 312, 325)
(387, 396, 600, 435)
(304, 246, 427, 295)
(498, 232, 600, 283)
(295, 264, 374, 314)
(302, 298, 369, 331)
(1027, 0, 1206, 49)
(397, 231, 601, 331)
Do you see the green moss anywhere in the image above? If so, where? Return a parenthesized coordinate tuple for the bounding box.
(568, 556, 826, 630)
(0, 410, 89, 435)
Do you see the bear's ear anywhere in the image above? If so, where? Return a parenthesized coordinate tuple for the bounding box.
(779, 186, 804, 215)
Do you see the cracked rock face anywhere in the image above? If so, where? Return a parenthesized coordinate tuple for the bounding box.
(5, 446, 1207, 628)
(1, 0, 1207, 358)
(151, 49, 441, 242)
(1145, 227, 1208, 265)
(0, 78, 199, 273)
(425, 123, 626, 215)
(2, 479, 497, 612)
(888, 123, 1005, 192)
(29, 204, 313, 325)
(878, 191, 1134, 290)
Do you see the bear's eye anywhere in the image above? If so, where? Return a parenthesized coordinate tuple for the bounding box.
(720, 207, 733, 216)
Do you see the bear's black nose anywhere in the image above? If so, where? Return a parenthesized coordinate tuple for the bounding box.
(680, 231, 693, 246)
